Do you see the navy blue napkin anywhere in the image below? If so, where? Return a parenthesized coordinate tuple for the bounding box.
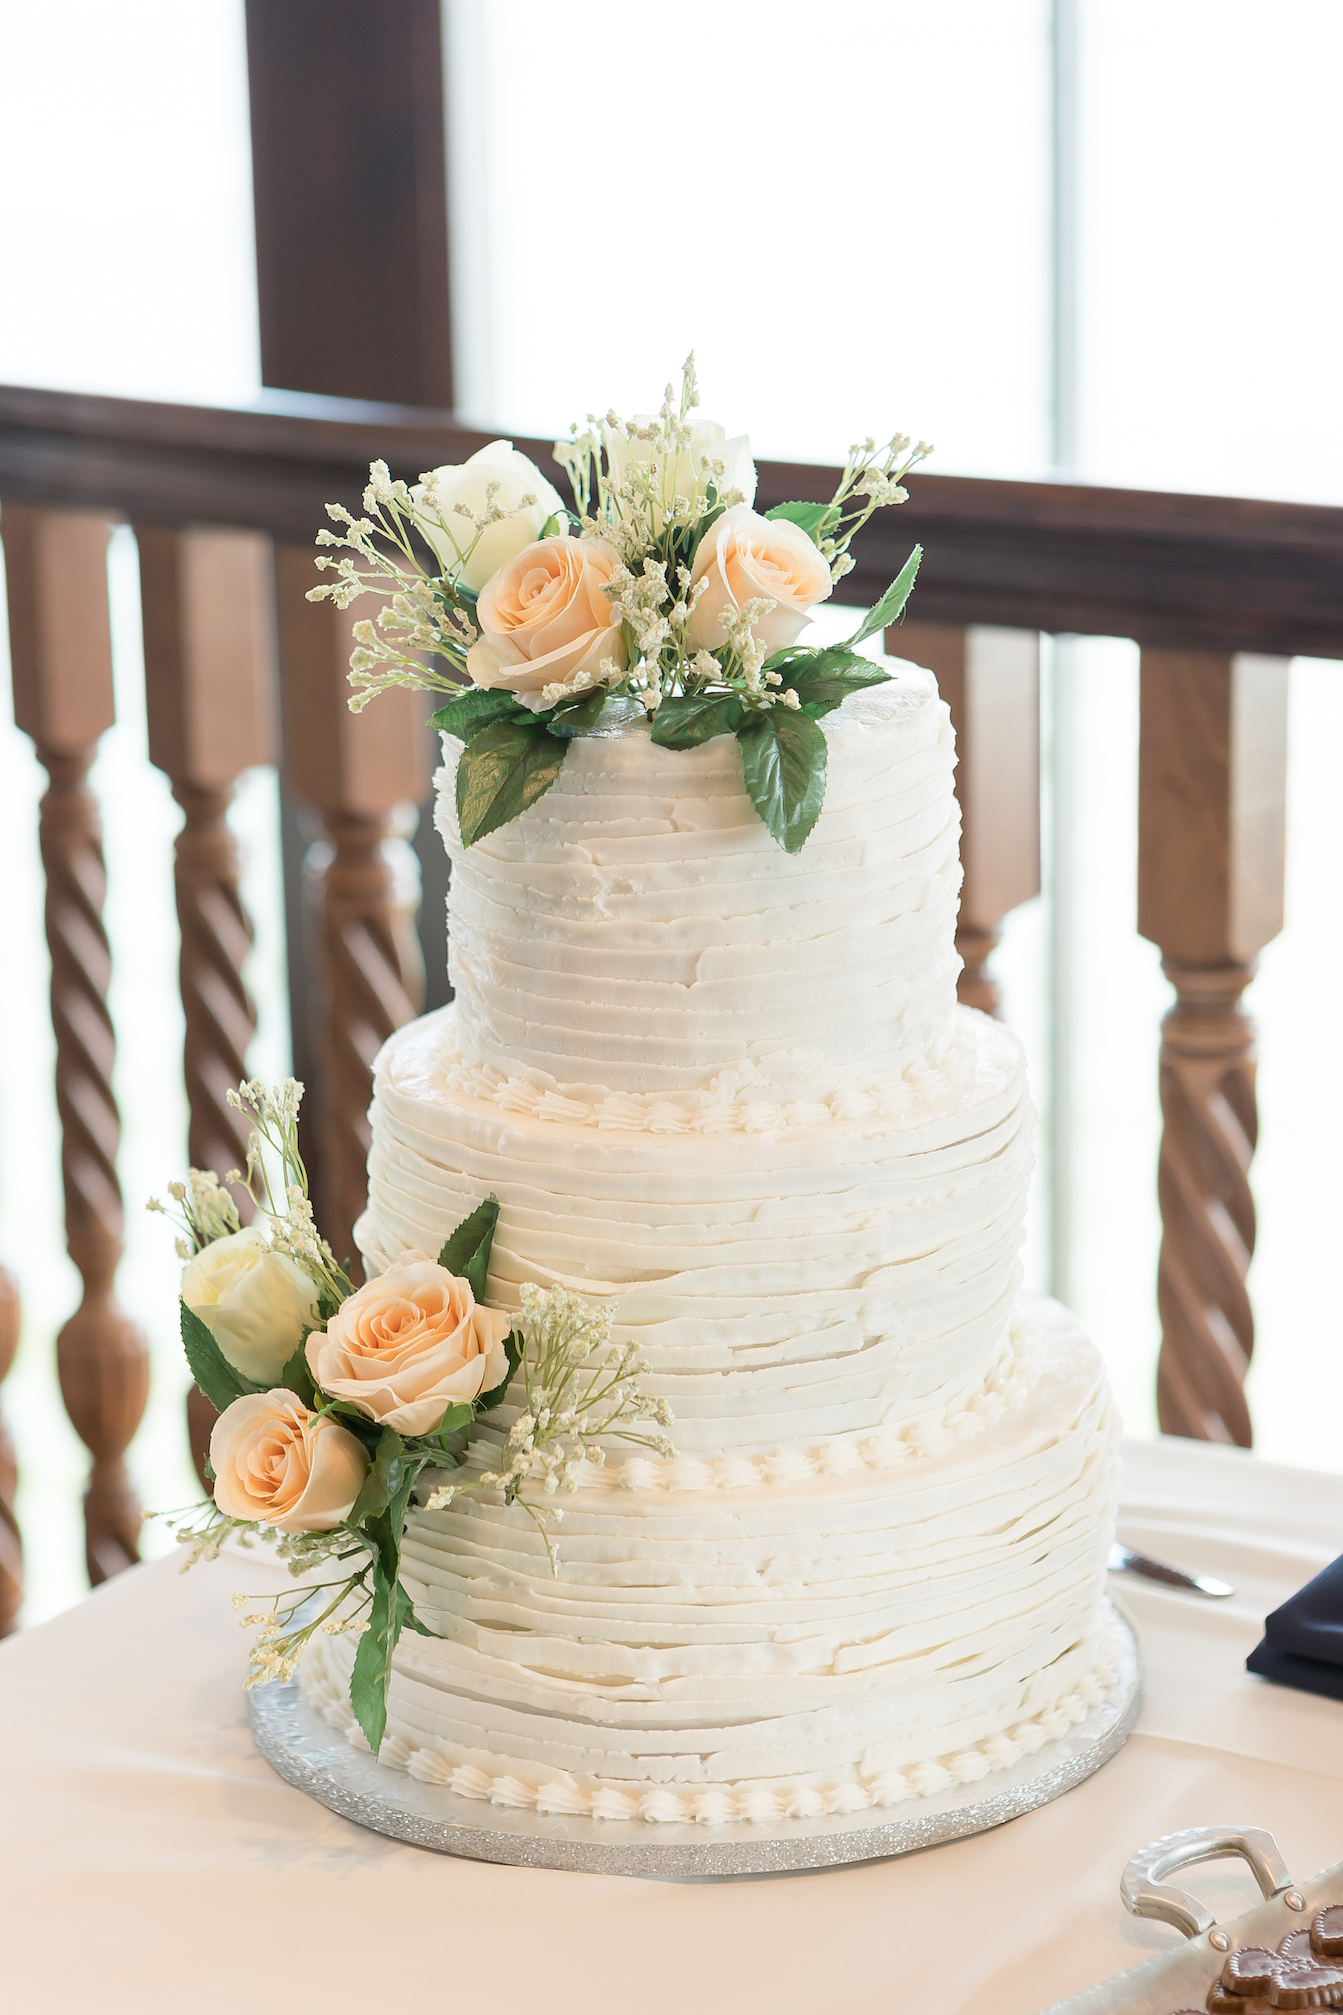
(1247, 1554, 1343, 1702)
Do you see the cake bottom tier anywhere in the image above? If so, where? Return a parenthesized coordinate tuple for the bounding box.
(300, 1294, 1120, 1826)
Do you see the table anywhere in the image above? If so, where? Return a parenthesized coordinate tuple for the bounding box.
(3, 1437, 1341, 2015)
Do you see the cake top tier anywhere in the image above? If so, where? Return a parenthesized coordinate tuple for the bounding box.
(435, 660, 962, 1101)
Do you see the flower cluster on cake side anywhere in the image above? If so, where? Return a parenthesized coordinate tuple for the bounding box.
(151, 1080, 671, 1754)
(307, 357, 930, 852)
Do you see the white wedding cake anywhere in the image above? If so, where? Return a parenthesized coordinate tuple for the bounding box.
(300, 662, 1121, 1824)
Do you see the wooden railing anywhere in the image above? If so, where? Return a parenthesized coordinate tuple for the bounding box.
(2, 379, 1342, 1625)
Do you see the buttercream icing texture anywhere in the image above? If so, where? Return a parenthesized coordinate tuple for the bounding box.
(305, 659, 1121, 1822)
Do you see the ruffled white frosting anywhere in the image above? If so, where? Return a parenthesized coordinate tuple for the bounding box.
(329, 658, 1122, 1823)
(302, 1298, 1120, 1820)
(355, 1002, 1032, 1451)
(434, 666, 961, 1101)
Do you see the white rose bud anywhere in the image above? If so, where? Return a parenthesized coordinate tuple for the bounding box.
(411, 442, 566, 593)
(603, 417, 756, 533)
(181, 1226, 320, 1385)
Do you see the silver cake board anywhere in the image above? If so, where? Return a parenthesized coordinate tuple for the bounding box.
(246, 1598, 1142, 1879)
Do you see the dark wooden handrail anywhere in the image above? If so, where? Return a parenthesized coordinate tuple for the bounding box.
(4, 382, 1343, 657)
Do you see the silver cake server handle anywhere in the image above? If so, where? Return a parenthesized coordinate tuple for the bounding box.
(1108, 1542, 1235, 1599)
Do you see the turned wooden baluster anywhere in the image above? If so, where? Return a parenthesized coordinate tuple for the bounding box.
(1138, 650, 1289, 1445)
(2, 503, 150, 1583)
(0, 1264, 21, 1634)
(893, 622, 1041, 1014)
(274, 547, 426, 1272)
(138, 525, 278, 1484)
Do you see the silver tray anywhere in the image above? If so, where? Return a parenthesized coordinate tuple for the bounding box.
(1045, 1824, 1343, 2013)
(247, 1596, 1142, 1878)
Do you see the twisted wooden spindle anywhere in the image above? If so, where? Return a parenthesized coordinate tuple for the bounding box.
(276, 547, 427, 1271)
(1139, 649, 1288, 1445)
(894, 621, 1040, 1017)
(0, 1265, 22, 1635)
(309, 811, 421, 1264)
(1153, 960, 1258, 1443)
(3, 502, 150, 1585)
(138, 524, 278, 1488)
(172, 780, 256, 1174)
(38, 742, 150, 1581)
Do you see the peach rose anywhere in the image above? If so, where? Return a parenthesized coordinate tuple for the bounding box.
(210, 1389, 368, 1534)
(465, 535, 628, 697)
(686, 505, 833, 658)
(304, 1259, 513, 1437)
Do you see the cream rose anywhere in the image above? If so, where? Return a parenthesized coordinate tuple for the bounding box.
(210, 1389, 368, 1534)
(686, 505, 833, 658)
(181, 1226, 320, 1386)
(603, 417, 756, 532)
(411, 442, 566, 594)
(465, 535, 628, 698)
(304, 1259, 513, 1437)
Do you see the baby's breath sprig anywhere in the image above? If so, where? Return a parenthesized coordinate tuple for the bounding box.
(157, 1501, 375, 1686)
(306, 460, 495, 713)
(812, 433, 933, 583)
(225, 1079, 352, 1311)
(146, 1168, 241, 1259)
(425, 1282, 674, 1571)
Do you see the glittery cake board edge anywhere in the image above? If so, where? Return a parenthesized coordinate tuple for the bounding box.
(245, 1596, 1142, 1880)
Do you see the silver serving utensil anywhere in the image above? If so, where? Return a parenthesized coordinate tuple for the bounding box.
(1108, 1541, 1235, 1599)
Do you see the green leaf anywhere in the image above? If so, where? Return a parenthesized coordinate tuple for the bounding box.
(736, 708, 828, 854)
(349, 1426, 411, 1527)
(455, 720, 569, 846)
(764, 500, 835, 545)
(474, 1329, 524, 1416)
(348, 1566, 414, 1755)
(764, 643, 892, 720)
(539, 513, 563, 539)
(347, 1446, 425, 1754)
(436, 1196, 499, 1300)
(429, 687, 527, 739)
(649, 690, 746, 748)
(179, 1300, 259, 1413)
(847, 543, 923, 648)
(400, 1595, 441, 1639)
(543, 685, 612, 739)
(278, 1338, 318, 1407)
(430, 1401, 476, 1440)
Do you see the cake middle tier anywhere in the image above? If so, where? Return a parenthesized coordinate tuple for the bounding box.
(356, 1001, 1032, 1453)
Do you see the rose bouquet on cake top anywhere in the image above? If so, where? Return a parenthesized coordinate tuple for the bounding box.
(307, 356, 929, 853)
(152, 1079, 672, 1752)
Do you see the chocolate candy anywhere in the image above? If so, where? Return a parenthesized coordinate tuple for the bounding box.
(1206, 1989, 1274, 2015)
(1265, 1959, 1343, 2009)
(1314, 1910, 1343, 1959)
(1279, 1934, 1319, 1964)
(1225, 1952, 1291, 1996)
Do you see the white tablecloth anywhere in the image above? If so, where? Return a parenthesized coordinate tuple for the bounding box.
(3, 1437, 1341, 2015)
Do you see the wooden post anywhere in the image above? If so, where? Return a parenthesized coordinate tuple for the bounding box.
(138, 525, 279, 1486)
(894, 622, 1041, 1013)
(2, 503, 150, 1584)
(1138, 650, 1289, 1445)
(0, 1265, 21, 1634)
(246, 0, 452, 406)
(274, 547, 426, 1272)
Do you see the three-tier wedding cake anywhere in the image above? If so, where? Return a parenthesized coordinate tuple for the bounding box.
(299, 662, 1121, 1825)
